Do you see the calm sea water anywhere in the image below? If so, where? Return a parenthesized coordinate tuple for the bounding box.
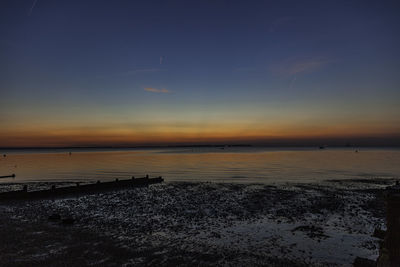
(0, 147, 399, 184)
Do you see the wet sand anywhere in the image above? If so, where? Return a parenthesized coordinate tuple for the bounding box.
(0, 179, 392, 266)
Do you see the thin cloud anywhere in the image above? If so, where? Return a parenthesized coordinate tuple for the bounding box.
(119, 68, 160, 76)
(270, 57, 330, 76)
(144, 87, 170, 93)
(160, 56, 164, 65)
(233, 67, 256, 73)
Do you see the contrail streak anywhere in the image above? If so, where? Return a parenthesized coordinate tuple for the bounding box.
(28, 0, 38, 16)
(289, 75, 297, 90)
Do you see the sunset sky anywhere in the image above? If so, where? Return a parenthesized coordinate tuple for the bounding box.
(1, 0, 399, 147)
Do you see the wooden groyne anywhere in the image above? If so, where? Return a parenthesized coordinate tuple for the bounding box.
(377, 182, 400, 267)
(0, 176, 163, 201)
(0, 174, 15, 179)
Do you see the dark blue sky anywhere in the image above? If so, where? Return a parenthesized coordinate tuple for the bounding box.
(1, 0, 399, 146)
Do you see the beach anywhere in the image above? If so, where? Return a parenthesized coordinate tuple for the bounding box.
(2, 0, 399, 265)
(0, 178, 390, 266)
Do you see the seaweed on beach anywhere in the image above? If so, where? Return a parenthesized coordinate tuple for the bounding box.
(291, 225, 329, 239)
(359, 191, 386, 219)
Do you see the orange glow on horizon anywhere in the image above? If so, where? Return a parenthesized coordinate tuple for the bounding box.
(1, 122, 399, 147)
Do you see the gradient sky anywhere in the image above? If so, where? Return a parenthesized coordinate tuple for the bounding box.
(1, 0, 400, 147)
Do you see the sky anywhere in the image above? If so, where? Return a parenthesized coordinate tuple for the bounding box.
(0, 0, 400, 147)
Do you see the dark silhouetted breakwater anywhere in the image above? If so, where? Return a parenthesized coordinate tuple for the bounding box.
(0, 176, 163, 201)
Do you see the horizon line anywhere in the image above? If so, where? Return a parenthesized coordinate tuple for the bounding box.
(1, 144, 400, 150)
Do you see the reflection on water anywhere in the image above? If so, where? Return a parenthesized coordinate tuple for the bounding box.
(0, 147, 399, 184)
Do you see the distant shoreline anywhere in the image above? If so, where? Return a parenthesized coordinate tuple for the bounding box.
(1, 144, 400, 150)
(0, 144, 252, 150)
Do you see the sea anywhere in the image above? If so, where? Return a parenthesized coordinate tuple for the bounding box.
(0, 147, 399, 184)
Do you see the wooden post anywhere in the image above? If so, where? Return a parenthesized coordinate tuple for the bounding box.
(386, 185, 400, 267)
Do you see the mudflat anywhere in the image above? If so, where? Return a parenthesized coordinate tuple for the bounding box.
(0, 179, 391, 266)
